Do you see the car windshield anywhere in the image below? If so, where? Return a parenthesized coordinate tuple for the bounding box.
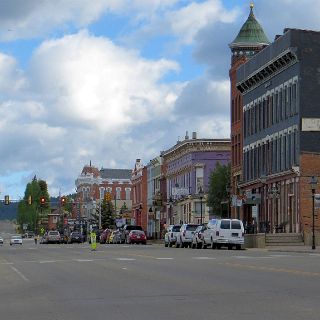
(186, 225, 198, 231)
(172, 226, 181, 232)
(12, 236, 21, 239)
(49, 231, 59, 235)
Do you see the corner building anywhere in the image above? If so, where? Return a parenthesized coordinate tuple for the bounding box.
(237, 28, 320, 243)
(229, 4, 269, 220)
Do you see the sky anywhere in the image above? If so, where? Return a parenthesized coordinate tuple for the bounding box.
(0, 0, 320, 199)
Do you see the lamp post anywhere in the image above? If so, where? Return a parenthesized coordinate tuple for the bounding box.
(199, 187, 204, 224)
(167, 197, 173, 225)
(310, 176, 318, 250)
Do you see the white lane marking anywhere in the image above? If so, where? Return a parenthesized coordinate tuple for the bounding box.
(39, 260, 56, 264)
(122, 267, 128, 270)
(269, 254, 292, 258)
(75, 259, 93, 262)
(10, 266, 30, 282)
(28, 248, 37, 250)
(192, 257, 216, 260)
(156, 258, 174, 260)
(0, 262, 14, 265)
(234, 256, 273, 259)
(310, 253, 320, 256)
(122, 246, 130, 248)
(115, 258, 136, 261)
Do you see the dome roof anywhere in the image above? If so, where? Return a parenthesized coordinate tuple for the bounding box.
(229, 4, 270, 48)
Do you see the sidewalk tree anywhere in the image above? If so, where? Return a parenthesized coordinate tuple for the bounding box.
(207, 162, 231, 218)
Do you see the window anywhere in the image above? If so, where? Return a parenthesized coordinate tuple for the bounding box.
(99, 187, 105, 199)
(231, 221, 241, 229)
(220, 220, 231, 229)
(116, 187, 121, 200)
(125, 188, 131, 200)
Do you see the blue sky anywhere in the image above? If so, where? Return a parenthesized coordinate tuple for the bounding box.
(0, 0, 319, 200)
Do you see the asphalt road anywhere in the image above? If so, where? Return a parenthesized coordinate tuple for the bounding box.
(0, 239, 320, 320)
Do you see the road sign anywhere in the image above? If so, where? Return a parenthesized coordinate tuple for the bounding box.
(315, 194, 320, 209)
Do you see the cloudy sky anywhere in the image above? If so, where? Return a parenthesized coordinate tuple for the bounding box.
(0, 0, 319, 199)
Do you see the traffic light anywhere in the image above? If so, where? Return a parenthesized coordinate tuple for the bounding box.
(28, 195, 32, 205)
(104, 192, 112, 202)
(40, 196, 46, 205)
(4, 195, 10, 205)
(60, 197, 66, 206)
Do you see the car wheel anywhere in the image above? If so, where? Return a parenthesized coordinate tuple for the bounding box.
(197, 242, 203, 249)
(228, 244, 233, 250)
(236, 244, 241, 250)
(165, 242, 168, 247)
(192, 242, 196, 249)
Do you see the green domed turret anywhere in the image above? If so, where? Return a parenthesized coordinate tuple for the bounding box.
(229, 3, 269, 60)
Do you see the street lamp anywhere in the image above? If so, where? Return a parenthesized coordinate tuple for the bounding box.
(199, 187, 204, 224)
(310, 176, 318, 250)
(167, 197, 173, 225)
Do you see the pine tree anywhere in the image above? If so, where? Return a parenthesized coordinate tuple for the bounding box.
(101, 199, 115, 229)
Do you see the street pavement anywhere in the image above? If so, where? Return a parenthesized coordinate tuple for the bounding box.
(1, 239, 320, 320)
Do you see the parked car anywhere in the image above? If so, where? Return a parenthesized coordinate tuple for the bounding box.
(202, 219, 244, 250)
(10, 235, 23, 245)
(0, 236, 4, 245)
(176, 224, 199, 248)
(120, 225, 143, 244)
(164, 225, 181, 247)
(46, 230, 61, 244)
(191, 224, 207, 249)
(99, 228, 112, 244)
(109, 230, 121, 244)
(127, 230, 147, 244)
(70, 231, 83, 243)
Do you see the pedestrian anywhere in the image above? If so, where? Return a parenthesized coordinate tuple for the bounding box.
(34, 234, 38, 245)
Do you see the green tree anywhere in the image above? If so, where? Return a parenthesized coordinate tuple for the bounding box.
(17, 177, 50, 232)
(101, 199, 115, 229)
(207, 162, 231, 218)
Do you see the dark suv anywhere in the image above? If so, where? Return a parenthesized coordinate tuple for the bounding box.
(120, 225, 143, 244)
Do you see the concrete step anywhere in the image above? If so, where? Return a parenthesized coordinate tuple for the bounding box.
(265, 233, 304, 246)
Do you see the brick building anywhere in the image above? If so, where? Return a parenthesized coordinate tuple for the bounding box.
(237, 28, 320, 243)
(229, 3, 269, 220)
(75, 163, 132, 225)
(131, 159, 148, 232)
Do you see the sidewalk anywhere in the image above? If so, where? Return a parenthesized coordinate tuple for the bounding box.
(252, 245, 320, 254)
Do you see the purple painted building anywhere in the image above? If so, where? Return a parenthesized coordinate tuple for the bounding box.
(161, 132, 230, 224)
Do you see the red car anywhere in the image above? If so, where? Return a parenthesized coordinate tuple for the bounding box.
(127, 230, 147, 245)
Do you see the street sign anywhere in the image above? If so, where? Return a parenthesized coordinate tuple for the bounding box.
(252, 205, 258, 218)
(315, 194, 320, 209)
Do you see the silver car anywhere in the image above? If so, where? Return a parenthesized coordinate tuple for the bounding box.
(10, 235, 23, 245)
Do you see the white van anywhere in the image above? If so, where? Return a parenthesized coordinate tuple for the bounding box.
(203, 219, 244, 250)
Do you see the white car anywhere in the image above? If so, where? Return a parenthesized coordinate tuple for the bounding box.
(191, 224, 207, 249)
(203, 219, 244, 250)
(10, 235, 23, 246)
(164, 225, 181, 247)
(0, 236, 3, 245)
(176, 224, 199, 248)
